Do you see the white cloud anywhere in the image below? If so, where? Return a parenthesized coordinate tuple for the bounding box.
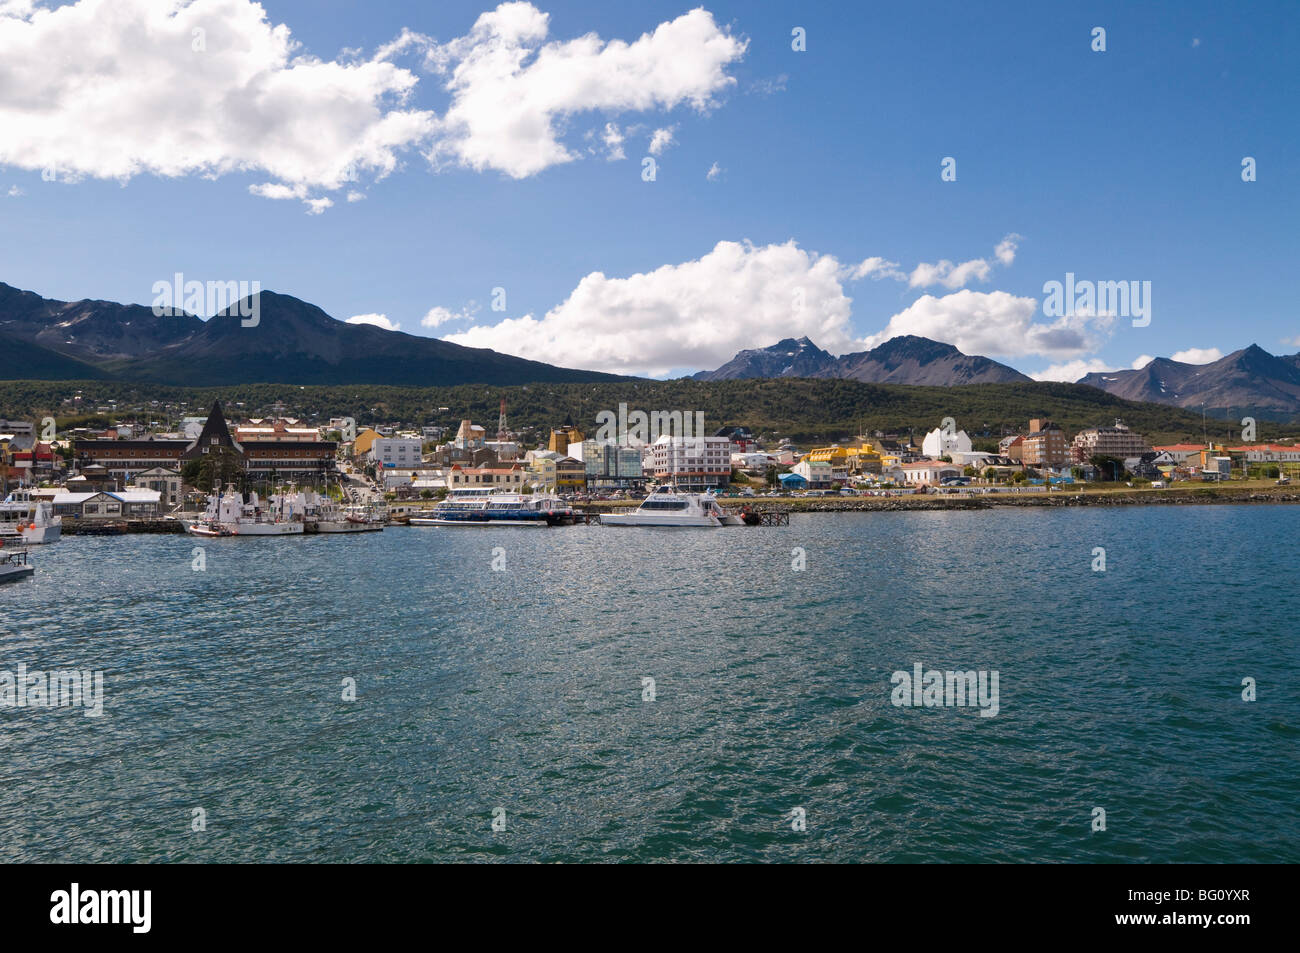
(426, 4, 746, 179)
(444, 239, 861, 377)
(421, 305, 476, 328)
(862, 290, 1114, 359)
(844, 257, 903, 281)
(1132, 354, 1155, 369)
(346, 313, 400, 331)
(706, 161, 723, 181)
(601, 122, 625, 161)
(1170, 347, 1223, 364)
(994, 233, 1021, 266)
(304, 197, 334, 215)
(1030, 359, 1117, 383)
(907, 234, 1020, 290)
(0, 0, 437, 212)
(5, 185, 21, 197)
(442, 236, 1092, 376)
(748, 74, 787, 96)
(1281, 335, 1300, 350)
(346, 191, 366, 202)
(648, 126, 675, 155)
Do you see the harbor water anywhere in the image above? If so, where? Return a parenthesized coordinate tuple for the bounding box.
(1, 505, 1296, 862)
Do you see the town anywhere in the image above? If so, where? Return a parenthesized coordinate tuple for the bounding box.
(3, 396, 1298, 539)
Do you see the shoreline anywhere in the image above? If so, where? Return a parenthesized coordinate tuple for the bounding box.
(584, 485, 1300, 514)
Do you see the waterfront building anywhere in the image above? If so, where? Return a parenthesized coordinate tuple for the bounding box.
(648, 435, 731, 490)
(792, 458, 833, 488)
(900, 461, 962, 485)
(778, 472, 808, 490)
(921, 426, 973, 460)
(1071, 419, 1152, 463)
(131, 467, 182, 506)
(74, 436, 189, 482)
(370, 437, 422, 470)
(555, 456, 587, 490)
(448, 464, 527, 489)
(1021, 419, 1069, 469)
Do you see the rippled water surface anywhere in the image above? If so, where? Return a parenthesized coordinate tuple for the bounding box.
(1, 505, 1297, 862)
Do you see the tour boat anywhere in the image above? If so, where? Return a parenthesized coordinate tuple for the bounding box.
(0, 547, 34, 584)
(409, 488, 576, 526)
(602, 485, 736, 527)
(0, 489, 61, 544)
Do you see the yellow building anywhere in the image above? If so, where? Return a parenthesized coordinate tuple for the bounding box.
(548, 423, 584, 455)
(528, 456, 558, 488)
(352, 428, 381, 456)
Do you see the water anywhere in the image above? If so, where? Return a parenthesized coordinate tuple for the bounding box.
(1, 505, 1296, 863)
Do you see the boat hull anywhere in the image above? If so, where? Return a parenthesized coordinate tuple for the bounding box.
(310, 520, 383, 533)
(410, 517, 547, 527)
(601, 514, 720, 527)
(1, 523, 60, 544)
(230, 522, 304, 536)
(0, 566, 34, 584)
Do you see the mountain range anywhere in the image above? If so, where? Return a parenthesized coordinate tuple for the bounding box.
(2, 280, 1298, 420)
(692, 335, 1032, 385)
(0, 282, 625, 387)
(1077, 346, 1300, 421)
(696, 335, 1300, 420)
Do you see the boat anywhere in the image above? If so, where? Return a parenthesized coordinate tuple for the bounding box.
(301, 492, 383, 533)
(602, 485, 736, 527)
(409, 487, 577, 526)
(0, 547, 34, 584)
(0, 488, 62, 544)
(185, 487, 303, 536)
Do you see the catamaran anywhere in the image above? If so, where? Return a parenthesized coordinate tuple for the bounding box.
(0, 489, 61, 544)
(601, 485, 740, 527)
(409, 487, 577, 526)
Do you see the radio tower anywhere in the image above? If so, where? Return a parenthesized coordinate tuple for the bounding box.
(497, 398, 508, 440)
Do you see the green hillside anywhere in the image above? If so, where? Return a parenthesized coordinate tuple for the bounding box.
(0, 376, 1281, 445)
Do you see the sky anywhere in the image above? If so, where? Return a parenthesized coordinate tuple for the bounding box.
(1, 0, 1297, 381)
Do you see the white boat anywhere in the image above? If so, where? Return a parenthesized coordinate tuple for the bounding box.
(300, 492, 383, 533)
(0, 547, 34, 583)
(602, 485, 734, 527)
(185, 487, 303, 536)
(0, 489, 62, 544)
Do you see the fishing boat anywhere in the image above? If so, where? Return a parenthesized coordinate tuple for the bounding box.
(602, 485, 736, 527)
(300, 492, 383, 533)
(0, 489, 62, 544)
(0, 547, 34, 584)
(409, 487, 576, 526)
(185, 487, 304, 536)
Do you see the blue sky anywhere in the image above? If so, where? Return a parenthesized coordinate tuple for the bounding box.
(1, 0, 1296, 380)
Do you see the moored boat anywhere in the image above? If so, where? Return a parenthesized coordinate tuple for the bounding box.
(0, 489, 62, 544)
(601, 485, 733, 527)
(409, 487, 576, 526)
(0, 547, 34, 583)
